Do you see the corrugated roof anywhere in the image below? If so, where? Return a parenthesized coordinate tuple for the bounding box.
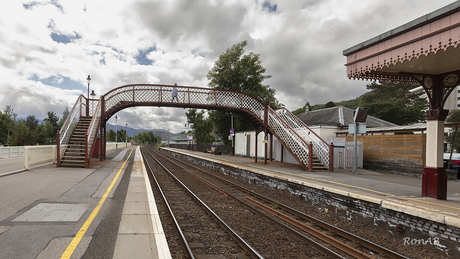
(296, 106, 397, 128)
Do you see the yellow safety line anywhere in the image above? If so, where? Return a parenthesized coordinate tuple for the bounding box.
(60, 149, 133, 259)
(0, 169, 26, 177)
(198, 153, 460, 211)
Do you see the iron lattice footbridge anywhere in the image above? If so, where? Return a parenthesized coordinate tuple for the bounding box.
(56, 84, 333, 171)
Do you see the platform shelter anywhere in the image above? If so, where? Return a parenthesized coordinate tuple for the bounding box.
(343, 2, 460, 199)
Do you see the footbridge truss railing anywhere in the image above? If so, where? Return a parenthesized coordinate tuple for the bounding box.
(58, 84, 332, 170)
(85, 96, 102, 167)
(102, 84, 266, 125)
(274, 108, 333, 170)
(102, 84, 331, 171)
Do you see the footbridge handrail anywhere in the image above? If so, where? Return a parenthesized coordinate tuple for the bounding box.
(57, 84, 332, 170)
(275, 108, 332, 169)
(267, 107, 312, 170)
(57, 95, 84, 163)
(85, 96, 102, 167)
(103, 84, 266, 123)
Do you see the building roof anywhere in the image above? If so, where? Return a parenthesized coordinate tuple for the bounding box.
(343, 1, 460, 56)
(343, 1, 460, 82)
(296, 106, 397, 128)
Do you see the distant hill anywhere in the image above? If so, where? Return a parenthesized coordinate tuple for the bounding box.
(106, 123, 170, 137)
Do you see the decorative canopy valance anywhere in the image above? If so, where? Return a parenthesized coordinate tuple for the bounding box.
(343, 2, 460, 82)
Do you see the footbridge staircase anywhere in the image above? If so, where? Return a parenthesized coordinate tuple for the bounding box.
(57, 84, 333, 171)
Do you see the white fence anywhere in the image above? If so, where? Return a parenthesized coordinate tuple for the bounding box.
(106, 142, 132, 152)
(2, 142, 134, 170)
(0, 146, 24, 158)
(24, 145, 57, 170)
(333, 142, 363, 169)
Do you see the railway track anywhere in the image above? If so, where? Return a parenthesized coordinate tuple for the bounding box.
(142, 146, 410, 258)
(142, 147, 261, 258)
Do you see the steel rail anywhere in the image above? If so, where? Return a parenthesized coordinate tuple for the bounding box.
(159, 148, 410, 259)
(153, 148, 343, 258)
(144, 149, 264, 259)
(246, 197, 373, 259)
(141, 149, 195, 259)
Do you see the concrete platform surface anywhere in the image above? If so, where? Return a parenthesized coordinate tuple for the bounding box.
(161, 147, 460, 229)
(0, 146, 170, 259)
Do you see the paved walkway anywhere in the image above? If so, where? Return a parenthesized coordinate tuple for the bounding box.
(0, 146, 170, 259)
(0, 157, 24, 176)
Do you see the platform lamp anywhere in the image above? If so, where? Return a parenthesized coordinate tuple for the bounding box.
(86, 75, 91, 115)
(86, 75, 91, 98)
(115, 115, 118, 149)
(126, 123, 128, 147)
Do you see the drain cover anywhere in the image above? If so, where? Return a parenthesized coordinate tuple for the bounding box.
(13, 203, 89, 222)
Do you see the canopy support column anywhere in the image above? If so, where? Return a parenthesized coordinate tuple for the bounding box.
(412, 72, 460, 200)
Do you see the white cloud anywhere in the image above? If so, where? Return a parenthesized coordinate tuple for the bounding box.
(0, 0, 455, 132)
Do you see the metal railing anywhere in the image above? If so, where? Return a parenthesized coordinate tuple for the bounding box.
(266, 107, 312, 170)
(102, 84, 332, 171)
(57, 95, 84, 164)
(57, 95, 100, 167)
(85, 96, 102, 167)
(275, 108, 332, 170)
(104, 85, 266, 123)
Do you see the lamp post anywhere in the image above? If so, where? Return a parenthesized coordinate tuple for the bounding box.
(86, 75, 91, 116)
(87, 75, 91, 99)
(231, 112, 234, 156)
(115, 115, 118, 149)
(126, 123, 128, 147)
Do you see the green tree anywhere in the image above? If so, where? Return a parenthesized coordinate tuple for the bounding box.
(59, 107, 70, 128)
(147, 131, 155, 143)
(43, 121, 55, 144)
(11, 119, 30, 146)
(206, 40, 278, 145)
(25, 115, 39, 131)
(107, 129, 116, 142)
(4, 105, 17, 121)
(44, 111, 60, 136)
(117, 129, 127, 143)
(186, 109, 215, 145)
(35, 123, 48, 145)
(325, 101, 335, 108)
(0, 106, 16, 145)
(292, 102, 311, 115)
(135, 132, 151, 144)
(359, 82, 427, 125)
(0, 112, 13, 145)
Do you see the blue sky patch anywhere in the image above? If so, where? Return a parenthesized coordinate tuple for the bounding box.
(30, 74, 84, 91)
(51, 32, 81, 44)
(23, 2, 39, 9)
(135, 45, 157, 66)
(262, 1, 278, 13)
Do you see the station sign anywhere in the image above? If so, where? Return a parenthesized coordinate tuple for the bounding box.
(348, 123, 366, 134)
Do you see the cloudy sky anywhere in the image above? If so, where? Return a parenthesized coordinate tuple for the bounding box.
(0, 0, 455, 133)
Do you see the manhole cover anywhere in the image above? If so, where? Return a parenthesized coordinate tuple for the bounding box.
(13, 203, 89, 222)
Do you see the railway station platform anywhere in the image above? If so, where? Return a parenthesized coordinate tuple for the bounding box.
(0, 146, 170, 259)
(160, 147, 460, 230)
